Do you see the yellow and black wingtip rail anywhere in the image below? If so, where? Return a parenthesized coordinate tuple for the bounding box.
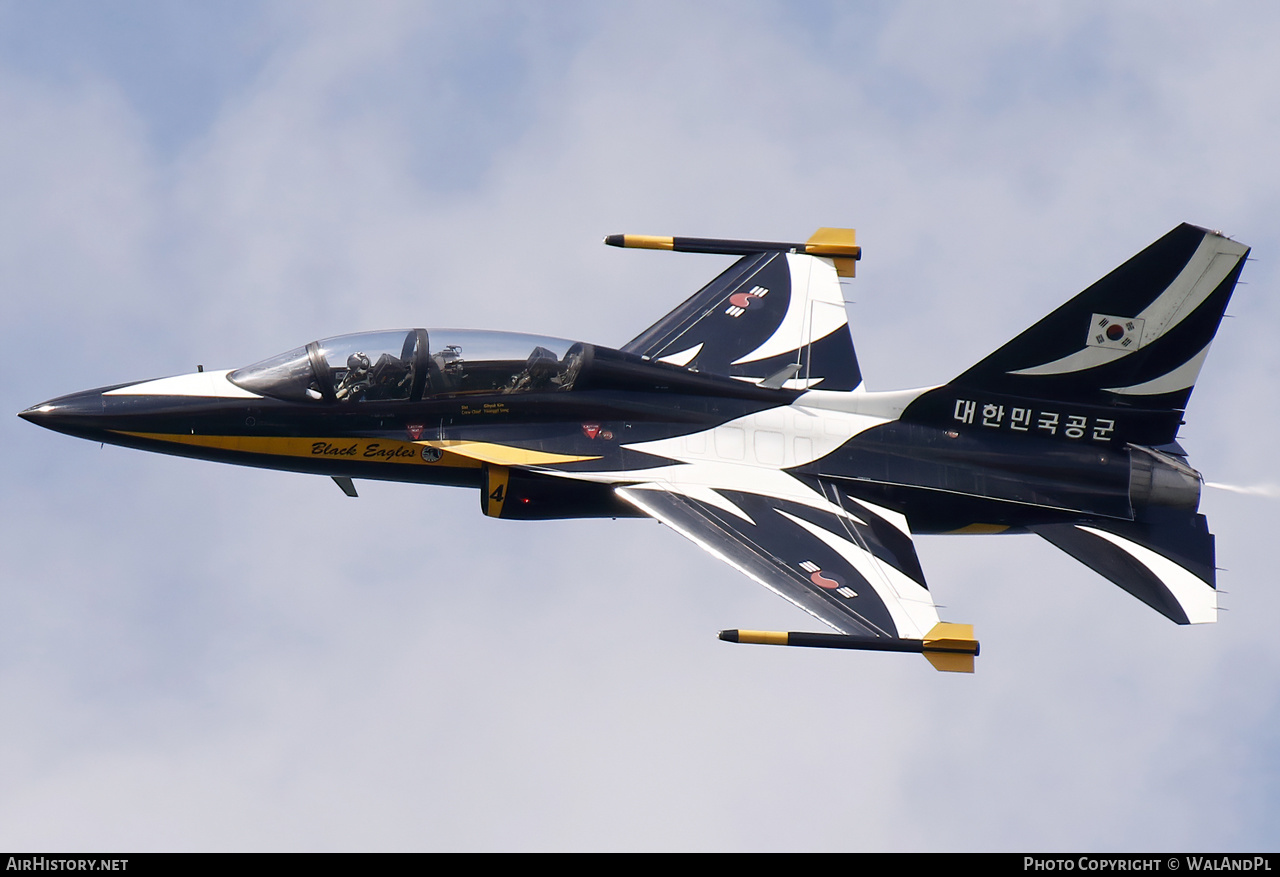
(604, 227, 860, 276)
(718, 622, 979, 673)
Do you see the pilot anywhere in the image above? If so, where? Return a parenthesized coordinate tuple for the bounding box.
(504, 346, 561, 393)
(335, 352, 371, 402)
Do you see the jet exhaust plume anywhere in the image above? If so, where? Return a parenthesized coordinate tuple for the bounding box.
(1205, 482, 1280, 499)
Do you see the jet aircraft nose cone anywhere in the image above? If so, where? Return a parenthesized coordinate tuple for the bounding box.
(17, 388, 107, 436)
(17, 404, 48, 424)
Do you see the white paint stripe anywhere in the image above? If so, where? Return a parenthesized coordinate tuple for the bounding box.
(795, 386, 934, 418)
(1009, 345, 1127, 377)
(657, 343, 703, 367)
(560, 458, 869, 532)
(731, 255, 847, 366)
(1077, 525, 1217, 623)
(623, 399, 887, 470)
(845, 495, 912, 537)
(626, 482, 755, 524)
(1011, 233, 1245, 378)
(103, 370, 263, 399)
(1104, 343, 1211, 396)
(778, 510, 938, 639)
(1138, 249, 1242, 342)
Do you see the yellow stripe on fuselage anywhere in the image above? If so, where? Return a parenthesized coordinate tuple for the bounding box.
(111, 432, 601, 469)
(425, 440, 600, 467)
(112, 432, 480, 468)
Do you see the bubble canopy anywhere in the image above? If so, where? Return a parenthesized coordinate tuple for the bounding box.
(228, 329, 584, 403)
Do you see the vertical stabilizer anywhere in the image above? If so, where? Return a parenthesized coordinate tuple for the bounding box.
(950, 224, 1248, 417)
(620, 230, 862, 391)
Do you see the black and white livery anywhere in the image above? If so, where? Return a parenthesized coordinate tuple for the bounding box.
(20, 224, 1250, 672)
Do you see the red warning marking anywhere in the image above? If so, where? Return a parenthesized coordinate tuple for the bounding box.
(582, 423, 601, 439)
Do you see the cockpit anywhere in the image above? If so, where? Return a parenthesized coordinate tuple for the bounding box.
(228, 329, 586, 403)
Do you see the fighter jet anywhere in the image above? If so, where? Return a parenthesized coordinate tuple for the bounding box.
(19, 224, 1250, 672)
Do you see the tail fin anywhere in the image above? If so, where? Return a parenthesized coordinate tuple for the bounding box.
(951, 224, 1248, 424)
(620, 229, 862, 391)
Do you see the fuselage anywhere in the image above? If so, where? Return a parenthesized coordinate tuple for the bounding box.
(20, 328, 1194, 532)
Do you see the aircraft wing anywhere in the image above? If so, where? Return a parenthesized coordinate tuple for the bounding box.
(616, 475, 941, 641)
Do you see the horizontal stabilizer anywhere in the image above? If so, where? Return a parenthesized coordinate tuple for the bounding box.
(1029, 514, 1217, 624)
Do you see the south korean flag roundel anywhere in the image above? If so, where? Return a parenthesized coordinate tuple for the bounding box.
(1087, 313, 1145, 351)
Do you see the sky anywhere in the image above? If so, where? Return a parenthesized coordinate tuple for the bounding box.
(2, 0, 1278, 852)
